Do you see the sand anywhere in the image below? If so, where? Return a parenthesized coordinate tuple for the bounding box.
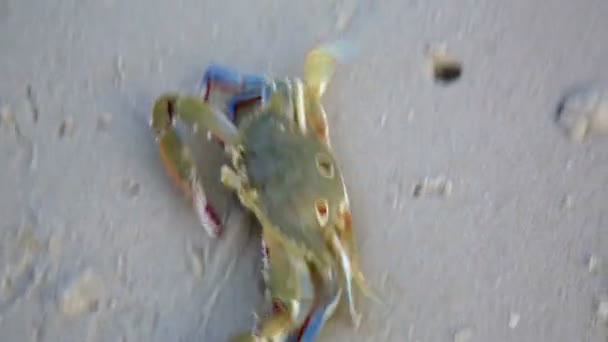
(1, 0, 607, 341)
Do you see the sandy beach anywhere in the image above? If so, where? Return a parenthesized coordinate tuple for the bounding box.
(1, 0, 607, 341)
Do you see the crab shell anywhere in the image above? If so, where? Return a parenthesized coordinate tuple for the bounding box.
(202, 80, 362, 339)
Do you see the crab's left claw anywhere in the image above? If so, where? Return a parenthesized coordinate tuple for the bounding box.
(151, 95, 240, 237)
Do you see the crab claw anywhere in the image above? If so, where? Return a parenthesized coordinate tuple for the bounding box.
(190, 173, 222, 237)
(150, 95, 241, 238)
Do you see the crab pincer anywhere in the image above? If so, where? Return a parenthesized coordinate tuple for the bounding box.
(150, 95, 238, 237)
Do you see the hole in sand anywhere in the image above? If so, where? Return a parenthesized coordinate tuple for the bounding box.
(431, 53, 462, 84)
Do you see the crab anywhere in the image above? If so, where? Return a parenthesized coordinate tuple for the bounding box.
(150, 42, 378, 341)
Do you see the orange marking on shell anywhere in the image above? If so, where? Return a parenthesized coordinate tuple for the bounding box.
(315, 199, 329, 227)
(317, 201, 328, 215)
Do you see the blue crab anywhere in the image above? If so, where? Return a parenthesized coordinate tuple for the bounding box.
(150, 42, 378, 341)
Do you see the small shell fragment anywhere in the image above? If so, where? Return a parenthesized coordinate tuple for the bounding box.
(0, 105, 15, 126)
(60, 270, 103, 316)
(587, 254, 602, 274)
(556, 83, 608, 142)
(412, 176, 453, 198)
(508, 312, 520, 329)
(427, 44, 462, 84)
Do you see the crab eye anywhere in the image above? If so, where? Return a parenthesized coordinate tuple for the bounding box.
(315, 199, 329, 227)
(315, 153, 334, 178)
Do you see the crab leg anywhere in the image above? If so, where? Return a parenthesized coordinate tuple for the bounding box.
(254, 229, 346, 342)
(329, 233, 362, 327)
(290, 286, 342, 342)
(231, 229, 316, 342)
(336, 207, 381, 306)
(271, 79, 308, 135)
(302, 41, 357, 145)
(150, 95, 239, 237)
(302, 45, 338, 144)
(328, 206, 382, 327)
